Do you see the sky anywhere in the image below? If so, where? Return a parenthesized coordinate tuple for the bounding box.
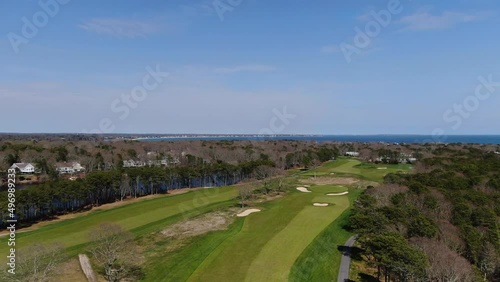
(1, 0, 500, 135)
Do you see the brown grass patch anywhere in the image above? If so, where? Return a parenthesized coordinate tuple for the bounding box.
(299, 177, 359, 185)
(161, 210, 235, 239)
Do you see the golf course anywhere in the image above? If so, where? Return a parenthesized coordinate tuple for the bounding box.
(1, 158, 411, 281)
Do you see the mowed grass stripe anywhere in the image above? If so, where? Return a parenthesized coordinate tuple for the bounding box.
(244, 192, 349, 282)
(289, 188, 363, 282)
(143, 218, 245, 282)
(187, 193, 312, 282)
(302, 158, 411, 182)
(0, 187, 237, 261)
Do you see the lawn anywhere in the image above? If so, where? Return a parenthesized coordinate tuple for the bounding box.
(1, 158, 396, 281)
(187, 184, 352, 282)
(289, 188, 363, 282)
(302, 158, 411, 182)
(0, 187, 237, 263)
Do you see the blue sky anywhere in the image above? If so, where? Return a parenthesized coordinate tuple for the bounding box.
(1, 0, 500, 134)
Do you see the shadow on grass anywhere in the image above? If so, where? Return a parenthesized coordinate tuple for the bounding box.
(359, 273, 378, 282)
(336, 245, 363, 261)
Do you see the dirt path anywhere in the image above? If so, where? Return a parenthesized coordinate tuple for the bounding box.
(79, 254, 97, 282)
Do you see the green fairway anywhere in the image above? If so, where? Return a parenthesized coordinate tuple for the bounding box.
(289, 188, 363, 282)
(0, 187, 237, 262)
(1, 158, 398, 281)
(302, 158, 411, 182)
(187, 185, 351, 282)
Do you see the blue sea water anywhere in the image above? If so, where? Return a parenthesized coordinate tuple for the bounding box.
(137, 135, 500, 144)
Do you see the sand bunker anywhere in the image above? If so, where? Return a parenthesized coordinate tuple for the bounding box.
(313, 203, 329, 207)
(327, 191, 349, 196)
(296, 187, 312, 193)
(304, 185, 311, 188)
(377, 167, 387, 170)
(237, 209, 261, 217)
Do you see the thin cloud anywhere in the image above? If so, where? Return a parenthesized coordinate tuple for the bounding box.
(79, 18, 162, 38)
(214, 65, 276, 74)
(398, 11, 489, 31)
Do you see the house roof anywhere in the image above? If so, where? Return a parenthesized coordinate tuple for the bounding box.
(56, 162, 82, 168)
(12, 163, 34, 170)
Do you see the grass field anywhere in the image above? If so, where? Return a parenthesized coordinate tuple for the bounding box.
(1, 157, 410, 281)
(289, 188, 363, 282)
(0, 187, 237, 263)
(302, 158, 411, 182)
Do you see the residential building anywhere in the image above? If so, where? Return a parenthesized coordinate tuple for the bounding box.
(10, 163, 36, 174)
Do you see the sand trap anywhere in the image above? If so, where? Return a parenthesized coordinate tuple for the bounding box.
(237, 209, 261, 217)
(377, 167, 387, 170)
(327, 191, 349, 196)
(313, 203, 329, 207)
(296, 187, 312, 193)
(304, 185, 311, 188)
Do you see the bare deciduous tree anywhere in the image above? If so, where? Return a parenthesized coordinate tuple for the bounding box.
(119, 174, 131, 201)
(5, 243, 65, 282)
(411, 237, 474, 282)
(238, 183, 255, 208)
(88, 223, 141, 282)
(254, 165, 275, 194)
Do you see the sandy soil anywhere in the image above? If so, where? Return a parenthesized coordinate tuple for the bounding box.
(51, 257, 91, 282)
(78, 254, 97, 282)
(296, 187, 312, 193)
(0, 188, 197, 236)
(236, 209, 261, 217)
(162, 211, 234, 238)
(300, 177, 359, 185)
(313, 203, 329, 207)
(327, 191, 349, 196)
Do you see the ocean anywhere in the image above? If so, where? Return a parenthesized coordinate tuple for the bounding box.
(136, 135, 500, 144)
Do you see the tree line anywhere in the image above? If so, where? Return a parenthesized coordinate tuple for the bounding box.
(349, 148, 500, 281)
(0, 159, 275, 227)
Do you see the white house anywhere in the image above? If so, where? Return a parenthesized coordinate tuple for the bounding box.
(56, 162, 85, 174)
(10, 163, 36, 174)
(345, 152, 360, 157)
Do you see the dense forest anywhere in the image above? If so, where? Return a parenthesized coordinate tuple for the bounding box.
(349, 147, 500, 281)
